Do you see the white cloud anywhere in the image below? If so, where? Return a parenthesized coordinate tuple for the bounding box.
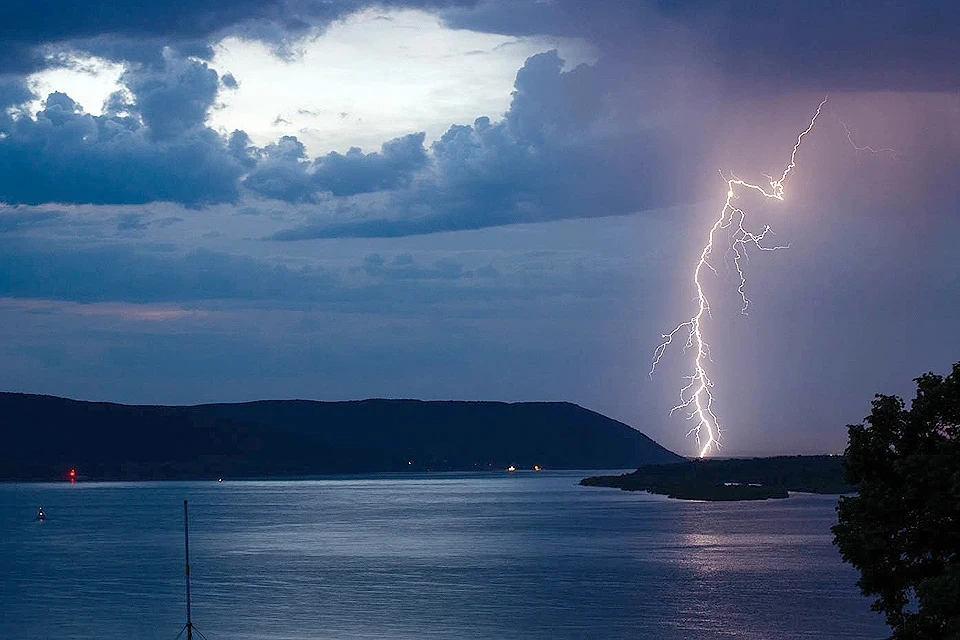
(26, 55, 126, 116)
(208, 8, 595, 156)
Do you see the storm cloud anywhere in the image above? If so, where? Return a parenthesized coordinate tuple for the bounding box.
(0, 89, 242, 206)
(3, 1, 956, 217)
(441, 0, 960, 91)
(0, 0, 479, 73)
(271, 50, 694, 238)
(244, 132, 429, 202)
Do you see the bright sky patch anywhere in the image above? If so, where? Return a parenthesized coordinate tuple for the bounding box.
(26, 55, 126, 117)
(207, 9, 594, 156)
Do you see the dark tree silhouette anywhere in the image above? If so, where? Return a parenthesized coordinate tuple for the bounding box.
(833, 362, 960, 639)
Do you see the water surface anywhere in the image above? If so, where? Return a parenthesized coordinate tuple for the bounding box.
(1, 472, 887, 639)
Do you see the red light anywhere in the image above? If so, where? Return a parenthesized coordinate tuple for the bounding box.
(69, 469, 76, 482)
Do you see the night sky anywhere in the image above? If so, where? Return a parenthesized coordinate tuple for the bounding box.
(1, 1, 958, 456)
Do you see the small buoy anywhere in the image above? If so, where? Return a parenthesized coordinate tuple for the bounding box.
(218, 478, 223, 482)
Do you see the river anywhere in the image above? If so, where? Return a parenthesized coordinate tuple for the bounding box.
(0, 471, 887, 639)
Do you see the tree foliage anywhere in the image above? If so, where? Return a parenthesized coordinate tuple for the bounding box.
(833, 362, 960, 639)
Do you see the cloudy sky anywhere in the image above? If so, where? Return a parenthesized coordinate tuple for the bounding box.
(2, 0, 958, 456)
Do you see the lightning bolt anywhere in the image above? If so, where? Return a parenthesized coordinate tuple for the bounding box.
(650, 97, 828, 458)
(840, 120, 897, 157)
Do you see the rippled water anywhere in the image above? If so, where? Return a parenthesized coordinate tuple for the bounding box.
(1, 472, 887, 639)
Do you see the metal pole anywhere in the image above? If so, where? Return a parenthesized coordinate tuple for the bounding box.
(184, 500, 193, 640)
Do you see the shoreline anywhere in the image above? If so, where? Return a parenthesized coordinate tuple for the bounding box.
(580, 455, 852, 502)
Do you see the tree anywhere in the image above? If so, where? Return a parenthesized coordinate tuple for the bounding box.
(833, 362, 960, 639)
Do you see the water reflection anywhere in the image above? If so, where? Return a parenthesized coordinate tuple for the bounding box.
(1, 474, 884, 640)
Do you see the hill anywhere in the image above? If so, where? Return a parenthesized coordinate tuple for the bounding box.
(580, 455, 852, 501)
(0, 393, 683, 480)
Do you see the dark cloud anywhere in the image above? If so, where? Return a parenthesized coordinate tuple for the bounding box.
(0, 209, 66, 233)
(241, 136, 314, 203)
(0, 0, 478, 73)
(659, 0, 960, 91)
(220, 72, 239, 89)
(312, 133, 429, 196)
(2, 1, 956, 220)
(0, 1, 272, 73)
(121, 53, 221, 140)
(0, 239, 335, 303)
(0, 77, 32, 107)
(156, 216, 183, 228)
(0, 50, 251, 207)
(359, 252, 474, 280)
(227, 130, 259, 169)
(0, 91, 242, 206)
(0, 234, 588, 312)
(271, 51, 692, 239)
(67, 37, 217, 72)
(1, 1, 267, 47)
(441, 0, 960, 91)
(116, 212, 150, 232)
(244, 132, 429, 202)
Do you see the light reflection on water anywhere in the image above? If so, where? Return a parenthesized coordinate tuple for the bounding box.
(0, 473, 886, 639)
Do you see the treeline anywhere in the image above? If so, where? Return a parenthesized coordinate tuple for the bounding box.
(581, 455, 851, 501)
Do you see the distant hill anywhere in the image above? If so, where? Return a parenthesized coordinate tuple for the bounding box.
(581, 455, 852, 501)
(0, 393, 683, 480)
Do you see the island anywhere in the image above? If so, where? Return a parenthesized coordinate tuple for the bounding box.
(580, 455, 852, 501)
(0, 393, 683, 481)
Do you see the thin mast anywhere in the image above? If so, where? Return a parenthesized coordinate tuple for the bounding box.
(184, 500, 193, 640)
